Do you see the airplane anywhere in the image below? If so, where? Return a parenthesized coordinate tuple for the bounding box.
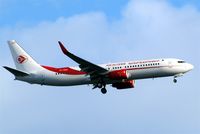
(3, 40, 194, 94)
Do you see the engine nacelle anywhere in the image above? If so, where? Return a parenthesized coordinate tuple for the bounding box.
(108, 70, 129, 80)
(112, 80, 135, 89)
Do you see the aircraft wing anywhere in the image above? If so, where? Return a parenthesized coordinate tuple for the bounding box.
(58, 41, 108, 79)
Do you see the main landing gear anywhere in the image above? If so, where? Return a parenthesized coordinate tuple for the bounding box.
(100, 84, 107, 94)
(101, 88, 107, 94)
(93, 83, 107, 94)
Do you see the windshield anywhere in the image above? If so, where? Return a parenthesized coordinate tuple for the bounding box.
(178, 61, 185, 63)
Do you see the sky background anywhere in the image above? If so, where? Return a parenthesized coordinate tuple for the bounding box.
(0, 0, 200, 134)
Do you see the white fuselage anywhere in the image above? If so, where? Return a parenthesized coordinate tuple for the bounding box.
(5, 40, 194, 94)
(17, 58, 193, 86)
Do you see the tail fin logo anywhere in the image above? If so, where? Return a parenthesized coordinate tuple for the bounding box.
(17, 55, 27, 64)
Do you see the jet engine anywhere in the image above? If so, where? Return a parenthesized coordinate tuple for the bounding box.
(112, 80, 135, 89)
(108, 70, 129, 80)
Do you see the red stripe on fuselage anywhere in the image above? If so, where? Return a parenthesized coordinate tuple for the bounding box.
(42, 65, 87, 75)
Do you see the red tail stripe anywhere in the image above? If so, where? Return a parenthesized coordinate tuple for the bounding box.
(42, 65, 86, 75)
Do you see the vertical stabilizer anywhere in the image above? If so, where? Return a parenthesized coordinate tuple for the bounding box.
(7, 40, 43, 73)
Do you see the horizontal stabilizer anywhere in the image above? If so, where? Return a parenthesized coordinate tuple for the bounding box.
(3, 66, 29, 77)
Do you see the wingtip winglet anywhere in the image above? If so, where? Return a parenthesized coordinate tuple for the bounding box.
(58, 41, 68, 55)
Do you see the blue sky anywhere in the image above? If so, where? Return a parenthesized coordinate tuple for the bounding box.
(1, 0, 200, 26)
(0, 0, 200, 134)
(0, 0, 128, 26)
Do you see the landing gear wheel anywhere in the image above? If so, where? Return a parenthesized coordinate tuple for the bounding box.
(101, 88, 107, 94)
(97, 83, 103, 88)
(173, 79, 177, 83)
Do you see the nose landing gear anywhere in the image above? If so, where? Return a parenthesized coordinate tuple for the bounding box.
(173, 73, 184, 83)
(173, 78, 177, 83)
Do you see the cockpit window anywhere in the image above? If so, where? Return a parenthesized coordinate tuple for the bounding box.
(178, 61, 185, 63)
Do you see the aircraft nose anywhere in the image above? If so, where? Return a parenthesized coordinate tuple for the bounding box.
(187, 63, 194, 71)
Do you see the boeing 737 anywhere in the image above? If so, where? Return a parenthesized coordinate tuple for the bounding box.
(4, 40, 194, 94)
